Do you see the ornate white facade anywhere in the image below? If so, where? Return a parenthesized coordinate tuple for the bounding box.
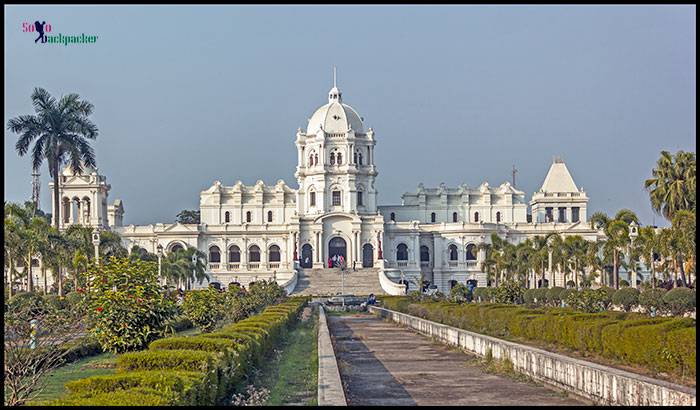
(52, 79, 603, 293)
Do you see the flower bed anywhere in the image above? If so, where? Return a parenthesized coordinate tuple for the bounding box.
(381, 296, 696, 381)
(47, 297, 309, 406)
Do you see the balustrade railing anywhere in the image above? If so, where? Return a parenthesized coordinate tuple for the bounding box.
(228, 263, 240, 270)
(397, 261, 408, 267)
(248, 263, 260, 269)
(208, 263, 220, 270)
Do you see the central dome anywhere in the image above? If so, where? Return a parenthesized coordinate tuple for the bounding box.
(306, 80, 364, 134)
(306, 100, 364, 135)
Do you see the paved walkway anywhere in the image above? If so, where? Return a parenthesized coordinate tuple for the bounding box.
(328, 313, 586, 406)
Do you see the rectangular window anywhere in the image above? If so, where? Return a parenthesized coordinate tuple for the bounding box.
(572, 207, 580, 223)
(310, 192, 316, 207)
(357, 191, 363, 206)
(332, 191, 341, 206)
(545, 207, 553, 223)
(558, 207, 567, 222)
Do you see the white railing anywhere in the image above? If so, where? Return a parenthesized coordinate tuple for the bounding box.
(378, 268, 409, 296)
(281, 269, 299, 295)
(448, 261, 458, 267)
(228, 263, 240, 270)
(466, 260, 478, 269)
(397, 261, 408, 267)
(208, 263, 220, 270)
(420, 261, 430, 267)
(248, 263, 260, 269)
(268, 262, 280, 269)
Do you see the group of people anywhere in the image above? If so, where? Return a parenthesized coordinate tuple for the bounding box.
(328, 254, 357, 271)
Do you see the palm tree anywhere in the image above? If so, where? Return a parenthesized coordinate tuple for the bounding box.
(583, 241, 604, 287)
(671, 210, 695, 287)
(563, 236, 588, 288)
(8, 87, 99, 230)
(162, 247, 207, 290)
(99, 230, 127, 259)
(71, 249, 89, 290)
(644, 150, 696, 221)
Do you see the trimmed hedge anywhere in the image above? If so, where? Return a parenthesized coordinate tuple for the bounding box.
(50, 296, 309, 406)
(381, 296, 695, 380)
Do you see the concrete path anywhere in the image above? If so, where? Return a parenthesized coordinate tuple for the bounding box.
(328, 313, 587, 406)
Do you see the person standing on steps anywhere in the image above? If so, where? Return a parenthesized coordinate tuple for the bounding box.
(353, 260, 356, 272)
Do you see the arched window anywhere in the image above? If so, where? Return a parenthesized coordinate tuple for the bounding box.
(309, 191, 316, 207)
(229, 245, 241, 263)
(474, 212, 479, 222)
(268, 245, 281, 262)
(390, 212, 395, 222)
(448, 244, 458, 261)
(31, 258, 40, 268)
(357, 191, 363, 206)
(170, 243, 184, 253)
(224, 211, 230, 223)
(466, 244, 477, 261)
(248, 245, 261, 262)
(314, 153, 318, 165)
(209, 246, 221, 263)
(358, 152, 363, 165)
(337, 153, 342, 165)
(246, 211, 252, 223)
(332, 190, 341, 206)
(396, 243, 409, 261)
(420, 246, 430, 262)
(452, 212, 458, 223)
(330, 152, 336, 165)
(431, 212, 436, 223)
(354, 152, 357, 164)
(267, 211, 273, 223)
(309, 154, 314, 166)
(496, 212, 501, 223)
(62, 197, 70, 223)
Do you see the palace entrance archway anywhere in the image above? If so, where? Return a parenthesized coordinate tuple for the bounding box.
(362, 243, 374, 268)
(328, 237, 347, 263)
(301, 244, 313, 268)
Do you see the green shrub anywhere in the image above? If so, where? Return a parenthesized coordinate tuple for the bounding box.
(84, 257, 178, 353)
(620, 280, 630, 287)
(494, 280, 524, 304)
(638, 288, 668, 315)
(49, 387, 172, 406)
(449, 283, 470, 303)
(65, 370, 203, 398)
(598, 286, 616, 309)
(663, 288, 696, 316)
(523, 289, 537, 306)
(149, 336, 238, 352)
(546, 287, 566, 306)
(116, 349, 215, 372)
(182, 288, 227, 333)
(612, 287, 640, 312)
(473, 287, 494, 303)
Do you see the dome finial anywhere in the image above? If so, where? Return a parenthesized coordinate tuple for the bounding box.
(328, 66, 342, 103)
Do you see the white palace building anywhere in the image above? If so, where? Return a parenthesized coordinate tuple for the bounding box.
(49, 79, 604, 295)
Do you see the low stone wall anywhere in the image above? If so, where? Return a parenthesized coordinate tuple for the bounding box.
(369, 306, 696, 406)
(317, 305, 347, 406)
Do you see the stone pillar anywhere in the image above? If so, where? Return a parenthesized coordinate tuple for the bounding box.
(547, 250, 553, 287)
(242, 237, 248, 269)
(69, 199, 76, 224)
(413, 234, 420, 267)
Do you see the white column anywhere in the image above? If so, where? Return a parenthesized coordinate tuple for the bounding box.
(413, 234, 420, 267)
(69, 200, 75, 224)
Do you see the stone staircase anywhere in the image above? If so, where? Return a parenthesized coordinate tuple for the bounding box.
(291, 267, 386, 296)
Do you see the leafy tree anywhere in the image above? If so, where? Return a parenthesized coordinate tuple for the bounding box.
(8, 87, 99, 230)
(182, 288, 226, 333)
(644, 150, 696, 221)
(83, 257, 177, 353)
(176, 209, 200, 225)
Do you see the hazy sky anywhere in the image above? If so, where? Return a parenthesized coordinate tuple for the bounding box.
(4, 5, 696, 227)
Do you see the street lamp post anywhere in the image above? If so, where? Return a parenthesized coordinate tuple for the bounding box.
(191, 253, 197, 291)
(628, 221, 639, 288)
(157, 244, 164, 286)
(92, 228, 101, 266)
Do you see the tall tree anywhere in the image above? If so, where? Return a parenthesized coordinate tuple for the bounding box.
(8, 87, 99, 230)
(644, 150, 696, 221)
(176, 210, 201, 225)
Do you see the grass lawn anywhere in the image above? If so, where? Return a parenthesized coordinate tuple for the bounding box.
(246, 306, 319, 406)
(28, 352, 117, 404)
(27, 326, 202, 405)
